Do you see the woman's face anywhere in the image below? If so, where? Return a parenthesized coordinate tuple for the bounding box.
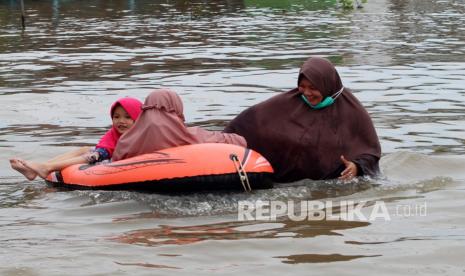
(298, 77, 323, 106)
(112, 105, 135, 134)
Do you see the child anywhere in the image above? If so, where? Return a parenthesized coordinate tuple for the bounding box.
(10, 97, 142, 180)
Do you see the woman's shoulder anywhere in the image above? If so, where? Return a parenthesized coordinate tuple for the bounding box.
(225, 89, 299, 132)
(245, 88, 300, 112)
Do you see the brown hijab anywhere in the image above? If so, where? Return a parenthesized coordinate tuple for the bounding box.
(112, 89, 247, 161)
(225, 57, 381, 182)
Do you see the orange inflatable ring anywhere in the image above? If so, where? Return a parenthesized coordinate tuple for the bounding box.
(46, 143, 274, 192)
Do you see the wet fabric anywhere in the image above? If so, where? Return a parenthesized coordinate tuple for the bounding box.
(112, 89, 247, 161)
(95, 97, 143, 157)
(224, 57, 381, 182)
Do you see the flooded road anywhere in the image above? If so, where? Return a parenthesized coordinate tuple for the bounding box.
(1, 0, 465, 275)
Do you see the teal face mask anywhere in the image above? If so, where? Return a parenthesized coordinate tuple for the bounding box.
(301, 94, 334, 109)
(300, 86, 344, 110)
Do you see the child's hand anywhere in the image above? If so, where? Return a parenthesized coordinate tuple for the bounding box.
(84, 151, 100, 164)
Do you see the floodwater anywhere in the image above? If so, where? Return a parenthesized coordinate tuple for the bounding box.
(1, 0, 465, 275)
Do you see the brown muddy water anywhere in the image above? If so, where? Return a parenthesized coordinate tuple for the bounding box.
(1, 0, 465, 275)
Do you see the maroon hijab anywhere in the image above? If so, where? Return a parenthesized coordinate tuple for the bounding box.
(112, 89, 246, 161)
(225, 57, 381, 182)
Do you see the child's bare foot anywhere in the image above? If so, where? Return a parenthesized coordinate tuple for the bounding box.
(21, 160, 51, 180)
(9, 158, 38, 180)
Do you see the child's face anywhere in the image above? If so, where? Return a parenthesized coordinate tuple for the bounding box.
(112, 105, 135, 134)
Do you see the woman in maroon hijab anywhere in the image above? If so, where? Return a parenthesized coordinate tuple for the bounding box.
(224, 57, 381, 182)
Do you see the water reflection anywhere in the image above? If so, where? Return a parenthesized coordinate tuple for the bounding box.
(112, 218, 370, 247)
(0, 180, 50, 208)
(275, 253, 381, 264)
(114, 261, 181, 270)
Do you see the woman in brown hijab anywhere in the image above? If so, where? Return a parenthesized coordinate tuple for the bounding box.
(112, 89, 246, 161)
(224, 57, 381, 182)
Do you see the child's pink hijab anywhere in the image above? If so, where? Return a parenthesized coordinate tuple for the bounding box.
(112, 89, 246, 161)
(95, 97, 142, 156)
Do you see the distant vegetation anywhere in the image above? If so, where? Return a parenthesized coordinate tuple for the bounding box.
(244, 0, 368, 10)
(340, 0, 368, 9)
